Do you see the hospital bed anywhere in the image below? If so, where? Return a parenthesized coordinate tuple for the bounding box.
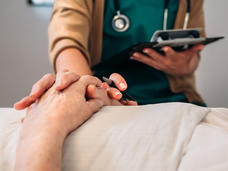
(0, 102, 228, 171)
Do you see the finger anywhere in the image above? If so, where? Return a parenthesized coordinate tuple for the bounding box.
(142, 48, 165, 61)
(162, 46, 176, 56)
(130, 54, 164, 71)
(126, 100, 138, 106)
(55, 71, 80, 90)
(30, 74, 56, 98)
(86, 84, 97, 99)
(86, 85, 112, 106)
(120, 100, 138, 106)
(14, 96, 36, 110)
(79, 75, 102, 88)
(189, 44, 204, 53)
(109, 73, 127, 91)
(19, 74, 55, 110)
(101, 82, 110, 90)
(131, 52, 153, 63)
(134, 51, 166, 65)
(180, 44, 204, 58)
(107, 87, 122, 100)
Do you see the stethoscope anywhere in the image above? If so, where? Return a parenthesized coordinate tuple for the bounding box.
(112, 0, 191, 32)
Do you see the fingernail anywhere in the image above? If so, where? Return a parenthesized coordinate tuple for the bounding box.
(133, 53, 139, 57)
(101, 82, 108, 89)
(114, 91, 121, 97)
(163, 47, 169, 51)
(119, 82, 126, 89)
(143, 49, 149, 53)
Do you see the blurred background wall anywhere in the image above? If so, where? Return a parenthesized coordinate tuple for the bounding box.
(0, 0, 227, 107)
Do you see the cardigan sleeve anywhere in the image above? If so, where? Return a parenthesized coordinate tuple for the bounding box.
(188, 0, 206, 37)
(48, 0, 93, 72)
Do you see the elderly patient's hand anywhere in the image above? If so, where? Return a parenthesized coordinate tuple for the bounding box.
(24, 73, 121, 136)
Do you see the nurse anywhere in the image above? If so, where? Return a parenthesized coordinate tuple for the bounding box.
(15, 0, 206, 109)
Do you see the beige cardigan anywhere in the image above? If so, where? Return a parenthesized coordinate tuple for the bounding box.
(48, 0, 206, 104)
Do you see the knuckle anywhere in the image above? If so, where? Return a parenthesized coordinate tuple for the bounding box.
(93, 77, 102, 85)
(32, 83, 37, 90)
(33, 81, 42, 90)
(81, 74, 92, 81)
(80, 75, 102, 85)
(61, 73, 69, 80)
(80, 75, 93, 83)
(70, 72, 80, 79)
(60, 72, 73, 82)
(43, 73, 53, 79)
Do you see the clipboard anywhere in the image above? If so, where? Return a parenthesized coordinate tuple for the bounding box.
(93, 29, 224, 70)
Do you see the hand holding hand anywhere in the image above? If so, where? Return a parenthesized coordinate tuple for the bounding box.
(15, 73, 119, 171)
(24, 74, 107, 135)
(14, 71, 137, 110)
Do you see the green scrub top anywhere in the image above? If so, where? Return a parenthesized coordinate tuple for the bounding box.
(97, 0, 189, 105)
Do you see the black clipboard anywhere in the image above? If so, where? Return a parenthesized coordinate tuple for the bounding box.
(93, 36, 224, 71)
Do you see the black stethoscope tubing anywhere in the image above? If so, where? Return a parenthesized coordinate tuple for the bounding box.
(164, 0, 190, 12)
(113, 0, 120, 12)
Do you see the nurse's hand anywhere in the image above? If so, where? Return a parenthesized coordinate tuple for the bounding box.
(100, 73, 137, 106)
(130, 44, 204, 76)
(14, 71, 137, 110)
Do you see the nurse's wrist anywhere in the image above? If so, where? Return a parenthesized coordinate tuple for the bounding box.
(56, 48, 92, 76)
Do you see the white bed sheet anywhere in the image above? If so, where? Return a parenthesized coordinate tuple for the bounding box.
(178, 123, 228, 171)
(0, 103, 228, 171)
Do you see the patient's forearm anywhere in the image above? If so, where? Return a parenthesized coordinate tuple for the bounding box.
(14, 119, 66, 171)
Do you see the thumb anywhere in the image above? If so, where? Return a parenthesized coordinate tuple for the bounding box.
(87, 85, 111, 105)
(86, 85, 97, 99)
(189, 44, 204, 53)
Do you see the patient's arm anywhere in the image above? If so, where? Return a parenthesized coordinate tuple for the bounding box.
(14, 73, 120, 171)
